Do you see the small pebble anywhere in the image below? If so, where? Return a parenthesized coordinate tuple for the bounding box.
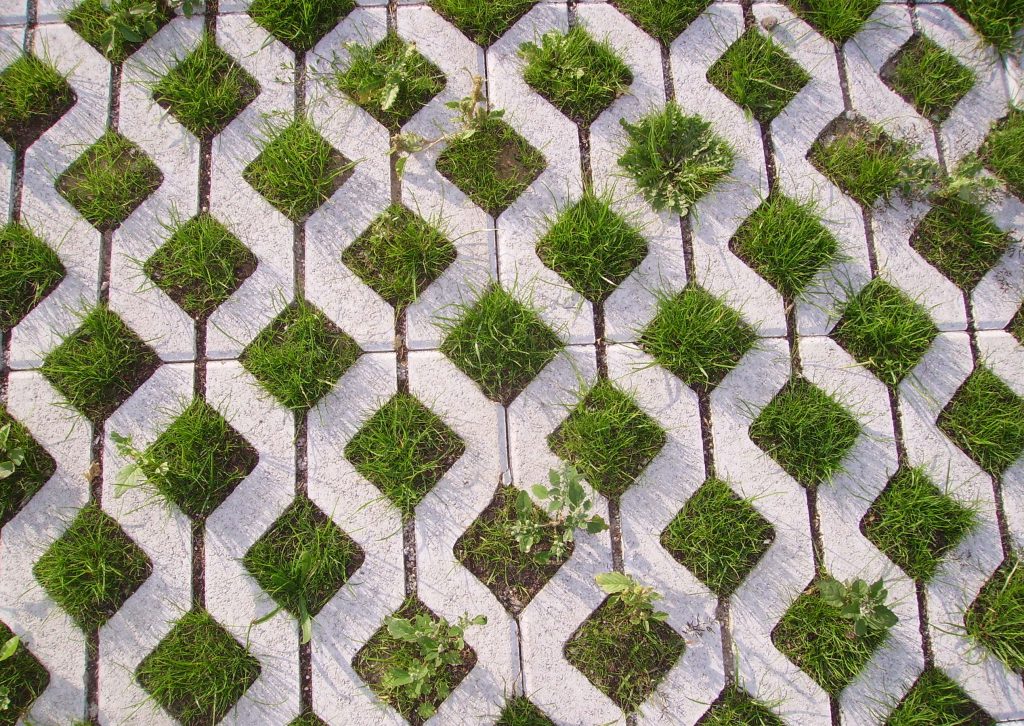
(761, 16, 778, 30)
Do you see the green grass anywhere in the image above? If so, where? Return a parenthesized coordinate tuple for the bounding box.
(618, 103, 734, 216)
(948, 0, 1024, 55)
(912, 194, 1011, 291)
(965, 557, 1024, 673)
(33, 503, 151, 631)
(862, 467, 977, 582)
(564, 596, 685, 713)
(453, 485, 570, 614)
(496, 696, 553, 725)
(436, 118, 545, 217)
(832, 279, 938, 387)
(0, 410, 55, 528)
(1011, 304, 1024, 345)
(700, 685, 783, 726)
(788, 0, 880, 44)
(57, 131, 163, 232)
(342, 205, 456, 311)
(886, 667, 994, 725)
(536, 191, 647, 303)
(640, 286, 755, 389)
(883, 35, 975, 123)
(136, 609, 260, 726)
(520, 27, 633, 125)
(981, 107, 1024, 200)
(749, 378, 860, 488)
(429, 0, 537, 47)
(65, 0, 173, 64)
(730, 193, 838, 299)
(42, 305, 159, 423)
(772, 579, 888, 695)
(248, 0, 354, 53)
(939, 367, 1024, 476)
(334, 32, 445, 133)
(242, 300, 362, 412)
(707, 29, 810, 124)
(353, 598, 476, 725)
(345, 394, 465, 518)
(0, 222, 64, 331)
(661, 478, 774, 597)
(145, 214, 257, 321)
(548, 380, 665, 499)
(0, 54, 74, 149)
(611, 0, 711, 44)
(143, 399, 258, 520)
(440, 285, 562, 404)
(152, 32, 258, 139)
(289, 715, 328, 726)
(0, 621, 49, 726)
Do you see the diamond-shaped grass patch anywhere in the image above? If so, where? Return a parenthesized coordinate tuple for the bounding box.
(346, 393, 465, 518)
(152, 32, 259, 139)
(749, 377, 860, 488)
(0, 621, 49, 725)
(342, 204, 456, 311)
(440, 285, 562, 405)
(0, 222, 64, 332)
(145, 214, 257, 321)
(436, 118, 545, 217)
(707, 28, 810, 124)
(244, 118, 353, 223)
(980, 107, 1024, 201)
(242, 300, 362, 412)
(0, 410, 55, 529)
(911, 195, 1011, 291)
(730, 192, 838, 299)
(939, 366, 1024, 476)
(430, 0, 537, 47)
(548, 380, 665, 499)
(353, 598, 476, 725)
(564, 592, 685, 713)
(42, 305, 159, 423)
(496, 695, 553, 725)
(789, 0, 880, 44)
(454, 485, 571, 614)
(832, 279, 938, 387)
(66, 0, 173, 64)
(887, 667, 994, 725)
(520, 27, 633, 126)
(699, 685, 783, 726)
(57, 131, 163, 232)
(964, 556, 1024, 674)
(0, 54, 75, 149)
(640, 286, 755, 389)
(611, 0, 711, 45)
(137, 608, 260, 726)
(536, 191, 647, 303)
(882, 34, 974, 123)
(772, 577, 889, 695)
(1010, 303, 1024, 346)
(335, 32, 446, 133)
(661, 478, 774, 598)
(33, 503, 151, 631)
(143, 399, 258, 520)
(249, 0, 354, 53)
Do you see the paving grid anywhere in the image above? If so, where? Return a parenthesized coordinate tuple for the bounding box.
(0, 0, 1022, 724)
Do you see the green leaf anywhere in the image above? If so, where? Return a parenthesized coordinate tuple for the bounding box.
(395, 155, 408, 178)
(868, 579, 885, 599)
(818, 578, 845, 607)
(0, 636, 19, 662)
(595, 571, 632, 594)
(854, 618, 868, 637)
(7, 448, 24, 466)
(381, 84, 400, 111)
(874, 605, 898, 628)
(840, 602, 861, 620)
(0, 462, 13, 480)
(387, 617, 416, 641)
(0, 423, 10, 448)
(532, 484, 550, 500)
(585, 516, 608, 534)
(385, 668, 414, 686)
(417, 702, 436, 720)
(567, 478, 585, 508)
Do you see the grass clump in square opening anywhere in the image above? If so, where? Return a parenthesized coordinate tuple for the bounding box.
(882, 35, 974, 123)
(832, 279, 938, 387)
(788, 0, 880, 44)
(144, 214, 257, 321)
(699, 685, 783, 726)
(730, 193, 839, 300)
(0, 54, 74, 149)
(964, 557, 1024, 674)
(454, 485, 572, 614)
(887, 667, 994, 725)
(334, 32, 446, 133)
(249, 0, 354, 53)
(65, 0, 173, 64)
(33, 503, 151, 631)
(136, 608, 260, 726)
(618, 102, 734, 216)
(57, 131, 163, 232)
(0, 410, 55, 528)
(661, 478, 774, 598)
(0, 621, 49, 726)
(496, 696, 553, 725)
(152, 32, 259, 139)
(242, 300, 361, 413)
(948, 0, 1024, 56)
(143, 399, 258, 520)
(611, 0, 711, 45)
(520, 27, 633, 126)
(862, 466, 977, 582)
(548, 380, 665, 499)
(345, 393, 465, 518)
(980, 107, 1024, 200)
(707, 28, 810, 124)
(1010, 304, 1024, 346)
(939, 366, 1024, 476)
(436, 118, 545, 217)
(640, 286, 755, 389)
(536, 191, 647, 303)
(429, 0, 536, 47)
(42, 306, 159, 423)
(0, 222, 64, 332)
(342, 204, 456, 311)
(749, 377, 860, 488)
(440, 285, 562, 405)
(772, 578, 889, 695)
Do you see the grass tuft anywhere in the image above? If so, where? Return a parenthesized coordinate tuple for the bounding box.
(611, 0, 711, 44)
(0, 54, 74, 149)
(429, 0, 536, 47)
(248, 0, 354, 53)
(699, 685, 783, 726)
(0, 410, 55, 528)
(0, 222, 64, 331)
(65, 0, 173, 64)
(939, 366, 1024, 476)
(883, 35, 975, 123)
(289, 715, 329, 726)
(912, 194, 1011, 291)
(0, 621, 49, 726)
(1010, 304, 1024, 346)
(948, 0, 1024, 56)
(981, 107, 1024, 200)
(964, 557, 1024, 674)
(887, 667, 994, 725)
(788, 0, 880, 44)
(497, 696, 553, 725)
